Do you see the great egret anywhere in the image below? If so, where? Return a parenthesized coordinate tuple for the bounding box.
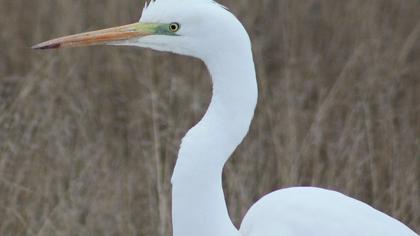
(33, 0, 418, 235)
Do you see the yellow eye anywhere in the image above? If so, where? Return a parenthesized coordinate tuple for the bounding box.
(169, 23, 180, 32)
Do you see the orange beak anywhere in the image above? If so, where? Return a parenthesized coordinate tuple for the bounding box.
(32, 22, 162, 50)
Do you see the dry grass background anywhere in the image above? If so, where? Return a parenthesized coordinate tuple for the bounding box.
(0, 0, 419, 235)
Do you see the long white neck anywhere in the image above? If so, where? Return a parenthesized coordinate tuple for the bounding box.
(171, 45, 258, 236)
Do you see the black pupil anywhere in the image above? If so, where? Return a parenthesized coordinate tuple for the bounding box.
(171, 24, 178, 31)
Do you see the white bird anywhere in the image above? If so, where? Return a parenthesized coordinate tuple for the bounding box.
(33, 0, 418, 236)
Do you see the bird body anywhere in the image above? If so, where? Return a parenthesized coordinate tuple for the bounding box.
(33, 0, 418, 235)
(241, 187, 417, 236)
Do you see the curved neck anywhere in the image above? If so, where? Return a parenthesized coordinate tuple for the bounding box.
(171, 48, 258, 236)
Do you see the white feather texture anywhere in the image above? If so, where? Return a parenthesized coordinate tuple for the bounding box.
(129, 1, 417, 236)
(140, 0, 219, 23)
(241, 187, 417, 236)
(32, 0, 418, 235)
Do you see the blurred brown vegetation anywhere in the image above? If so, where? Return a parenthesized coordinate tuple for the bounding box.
(1, 0, 419, 235)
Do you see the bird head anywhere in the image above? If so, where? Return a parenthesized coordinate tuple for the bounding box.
(33, 0, 251, 61)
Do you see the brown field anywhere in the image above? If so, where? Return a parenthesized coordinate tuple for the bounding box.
(1, 0, 419, 235)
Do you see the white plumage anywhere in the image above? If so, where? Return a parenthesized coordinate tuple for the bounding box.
(139, 1, 417, 235)
(241, 187, 416, 236)
(33, 0, 418, 235)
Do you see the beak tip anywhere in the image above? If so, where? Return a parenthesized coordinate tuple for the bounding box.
(32, 42, 61, 50)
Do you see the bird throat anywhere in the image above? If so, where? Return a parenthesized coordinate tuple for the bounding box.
(171, 51, 258, 236)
